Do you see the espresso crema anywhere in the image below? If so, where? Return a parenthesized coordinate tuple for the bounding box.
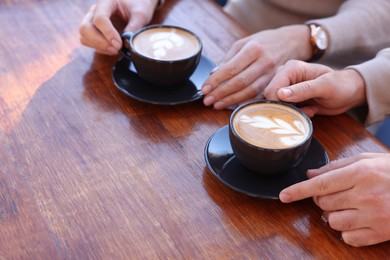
(132, 27, 200, 61)
(232, 103, 310, 149)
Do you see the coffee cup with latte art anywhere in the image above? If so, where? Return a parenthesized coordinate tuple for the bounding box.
(121, 25, 202, 86)
(229, 100, 313, 175)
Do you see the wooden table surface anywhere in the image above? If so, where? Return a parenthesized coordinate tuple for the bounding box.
(1, 0, 389, 258)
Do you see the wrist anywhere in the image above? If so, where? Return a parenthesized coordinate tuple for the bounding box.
(276, 25, 312, 61)
(343, 68, 367, 107)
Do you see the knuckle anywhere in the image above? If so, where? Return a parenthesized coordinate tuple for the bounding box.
(261, 54, 277, 69)
(329, 216, 353, 231)
(246, 42, 265, 56)
(222, 64, 239, 78)
(325, 159, 342, 171)
(248, 84, 262, 97)
(234, 75, 252, 89)
(92, 14, 105, 27)
(314, 177, 329, 193)
(362, 188, 383, 206)
(316, 196, 328, 210)
(298, 82, 312, 93)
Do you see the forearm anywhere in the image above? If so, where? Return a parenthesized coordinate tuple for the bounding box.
(309, 0, 390, 59)
(348, 48, 390, 125)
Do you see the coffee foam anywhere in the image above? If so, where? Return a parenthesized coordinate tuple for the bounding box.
(233, 103, 310, 149)
(133, 27, 200, 61)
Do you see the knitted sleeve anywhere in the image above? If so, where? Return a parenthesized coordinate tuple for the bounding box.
(309, 0, 390, 60)
(348, 48, 390, 125)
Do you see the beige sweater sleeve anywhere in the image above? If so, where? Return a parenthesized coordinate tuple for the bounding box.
(349, 48, 390, 125)
(309, 0, 390, 59)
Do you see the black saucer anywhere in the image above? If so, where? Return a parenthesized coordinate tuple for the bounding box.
(112, 55, 215, 105)
(204, 126, 329, 199)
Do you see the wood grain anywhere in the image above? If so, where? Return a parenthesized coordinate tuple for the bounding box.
(0, 0, 389, 258)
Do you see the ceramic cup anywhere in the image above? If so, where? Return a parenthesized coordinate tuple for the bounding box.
(121, 24, 202, 86)
(229, 100, 313, 175)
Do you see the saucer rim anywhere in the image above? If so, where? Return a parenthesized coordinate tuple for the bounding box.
(204, 125, 329, 199)
(112, 55, 214, 105)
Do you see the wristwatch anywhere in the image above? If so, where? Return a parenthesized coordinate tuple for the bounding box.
(307, 23, 329, 62)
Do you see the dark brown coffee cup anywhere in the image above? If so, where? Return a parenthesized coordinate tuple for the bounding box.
(121, 24, 202, 86)
(229, 100, 313, 175)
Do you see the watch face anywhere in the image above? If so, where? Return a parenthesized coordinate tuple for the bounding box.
(316, 29, 328, 50)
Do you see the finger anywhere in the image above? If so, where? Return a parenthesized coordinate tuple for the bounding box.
(203, 62, 262, 107)
(279, 165, 356, 203)
(202, 44, 243, 96)
(264, 60, 331, 100)
(93, 0, 122, 46)
(327, 209, 363, 232)
(342, 228, 381, 247)
(307, 153, 378, 177)
(263, 61, 303, 100)
(298, 105, 319, 118)
(315, 191, 355, 212)
(202, 44, 258, 97)
(79, 5, 118, 54)
(213, 74, 272, 110)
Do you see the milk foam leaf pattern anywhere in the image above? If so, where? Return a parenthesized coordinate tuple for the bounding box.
(240, 115, 280, 129)
(240, 115, 304, 134)
(280, 136, 304, 147)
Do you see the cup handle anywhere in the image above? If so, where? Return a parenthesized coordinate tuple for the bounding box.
(120, 32, 134, 59)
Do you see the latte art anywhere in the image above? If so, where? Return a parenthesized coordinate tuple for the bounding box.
(133, 28, 200, 61)
(233, 103, 310, 149)
(239, 114, 306, 147)
(149, 31, 183, 59)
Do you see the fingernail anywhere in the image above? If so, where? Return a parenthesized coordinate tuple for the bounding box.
(281, 88, 293, 98)
(111, 39, 121, 49)
(107, 46, 117, 54)
(279, 192, 292, 203)
(214, 101, 226, 110)
(201, 84, 212, 95)
(203, 95, 215, 106)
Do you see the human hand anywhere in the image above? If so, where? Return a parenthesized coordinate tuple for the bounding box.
(201, 25, 312, 110)
(79, 0, 158, 55)
(280, 153, 390, 247)
(263, 60, 367, 117)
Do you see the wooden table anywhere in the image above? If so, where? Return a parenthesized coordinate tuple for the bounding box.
(1, 0, 389, 258)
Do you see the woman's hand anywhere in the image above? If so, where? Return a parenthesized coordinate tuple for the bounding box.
(79, 0, 158, 55)
(201, 25, 312, 110)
